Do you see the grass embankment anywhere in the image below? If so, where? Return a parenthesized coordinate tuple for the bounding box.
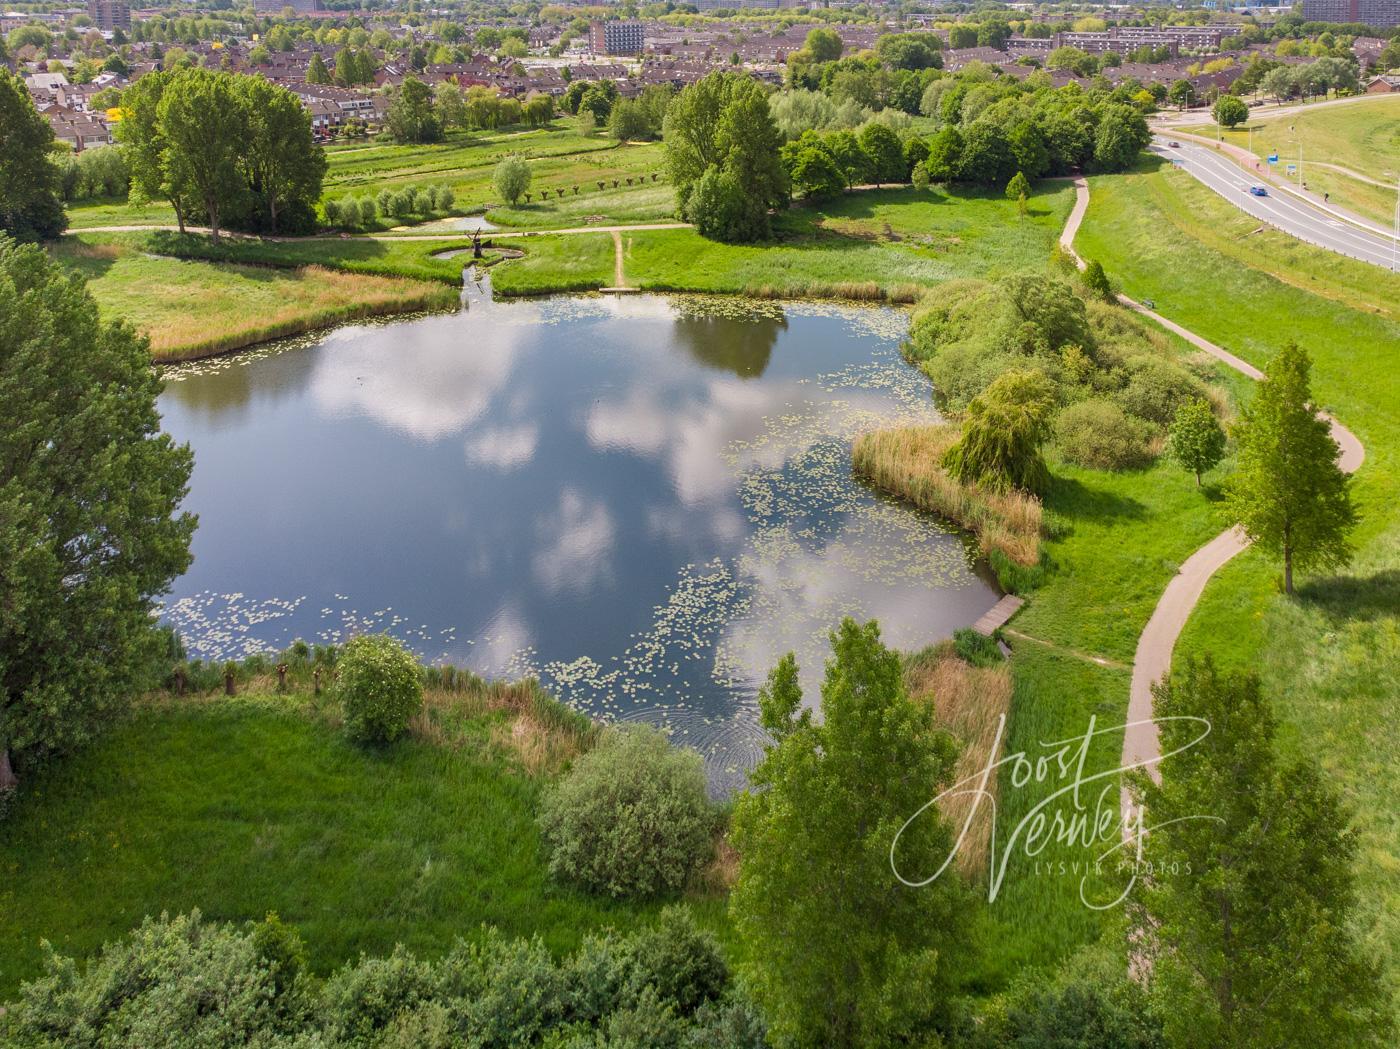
(51, 238, 461, 361)
(1188, 94, 1400, 226)
(0, 676, 728, 1001)
(1077, 157, 1400, 1003)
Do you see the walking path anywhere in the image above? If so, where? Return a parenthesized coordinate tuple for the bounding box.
(600, 230, 639, 293)
(1058, 176, 1365, 800)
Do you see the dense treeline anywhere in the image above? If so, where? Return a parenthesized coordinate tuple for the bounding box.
(119, 67, 326, 238)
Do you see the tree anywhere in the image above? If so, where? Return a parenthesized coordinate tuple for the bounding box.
(1167, 78, 1195, 110)
(493, 154, 531, 205)
(664, 72, 785, 243)
(1132, 659, 1392, 1049)
(924, 125, 962, 182)
(789, 145, 845, 202)
(730, 620, 972, 1049)
(911, 160, 930, 192)
(238, 76, 326, 234)
(386, 76, 441, 144)
(1226, 343, 1354, 594)
(1005, 170, 1030, 215)
(857, 121, 905, 185)
(0, 69, 66, 241)
(803, 26, 842, 63)
(943, 368, 1055, 494)
(958, 121, 1016, 185)
(157, 67, 248, 242)
(1081, 257, 1113, 300)
(306, 51, 331, 85)
(538, 723, 714, 898)
(1167, 398, 1226, 486)
(1092, 103, 1151, 171)
(0, 239, 194, 791)
(1212, 93, 1248, 129)
(337, 634, 422, 746)
(433, 81, 466, 131)
(608, 97, 650, 141)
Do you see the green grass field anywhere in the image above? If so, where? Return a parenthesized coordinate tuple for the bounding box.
(1189, 95, 1400, 226)
(50, 237, 460, 360)
(1076, 156, 1400, 1005)
(66, 123, 671, 233)
(0, 693, 726, 1001)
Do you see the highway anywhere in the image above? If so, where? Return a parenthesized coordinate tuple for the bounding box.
(1149, 139, 1399, 271)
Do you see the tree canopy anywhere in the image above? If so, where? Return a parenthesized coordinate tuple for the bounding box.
(0, 69, 66, 241)
(0, 238, 195, 790)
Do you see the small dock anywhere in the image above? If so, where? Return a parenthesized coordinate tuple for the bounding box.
(972, 595, 1024, 637)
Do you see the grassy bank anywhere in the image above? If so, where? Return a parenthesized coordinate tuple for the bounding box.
(0, 684, 728, 1001)
(51, 239, 461, 361)
(1077, 157, 1400, 1003)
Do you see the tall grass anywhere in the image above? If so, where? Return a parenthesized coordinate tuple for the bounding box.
(853, 423, 1043, 568)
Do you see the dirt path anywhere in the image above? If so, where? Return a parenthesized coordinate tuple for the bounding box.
(609, 230, 628, 289)
(1059, 177, 1365, 800)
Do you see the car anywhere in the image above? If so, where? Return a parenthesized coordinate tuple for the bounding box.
(1249, 185, 1268, 197)
(1167, 141, 1180, 148)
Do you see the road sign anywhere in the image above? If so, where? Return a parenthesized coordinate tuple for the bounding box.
(1267, 153, 1278, 164)
(1286, 164, 1297, 176)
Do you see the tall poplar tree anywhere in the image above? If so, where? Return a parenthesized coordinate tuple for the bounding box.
(1226, 343, 1355, 594)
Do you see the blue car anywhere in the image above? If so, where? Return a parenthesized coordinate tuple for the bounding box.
(1249, 185, 1268, 197)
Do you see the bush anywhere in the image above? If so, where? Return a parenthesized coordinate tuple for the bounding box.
(1082, 258, 1113, 301)
(537, 723, 714, 898)
(337, 634, 422, 745)
(944, 369, 1056, 495)
(357, 195, 377, 223)
(338, 197, 361, 228)
(685, 164, 768, 243)
(493, 154, 531, 205)
(1055, 397, 1153, 470)
(436, 185, 455, 211)
(1116, 355, 1207, 426)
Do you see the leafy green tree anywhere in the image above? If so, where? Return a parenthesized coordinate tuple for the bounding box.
(664, 72, 785, 243)
(803, 26, 843, 63)
(0, 239, 194, 791)
(608, 98, 650, 141)
(1091, 104, 1151, 172)
(824, 128, 874, 189)
(911, 160, 930, 192)
(730, 620, 971, 1049)
(337, 634, 422, 746)
(925, 125, 962, 181)
(118, 71, 190, 231)
(959, 121, 1016, 185)
(306, 51, 331, 85)
(0, 69, 66, 241)
(1005, 170, 1030, 215)
(493, 154, 531, 205)
(1081, 257, 1113, 300)
(1168, 78, 1195, 110)
(1167, 398, 1226, 486)
(790, 146, 845, 201)
(1132, 659, 1392, 1049)
(538, 723, 714, 899)
(157, 67, 248, 242)
(238, 76, 326, 234)
(857, 121, 905, 185)
(1212, 93, 1249, 129)
(433, 81, 466, 131)
(1226, 343, 1354, 594)
(944, 368, 1055, 494)
(386, 76, 441, 144)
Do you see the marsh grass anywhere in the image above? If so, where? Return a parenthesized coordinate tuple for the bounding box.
(905, 647, 1013, 878)
(853, 423, 1043, 568)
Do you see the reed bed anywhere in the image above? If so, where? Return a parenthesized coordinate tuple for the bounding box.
(905, 648, 1014, 878)
(852, 423, 1042, 567)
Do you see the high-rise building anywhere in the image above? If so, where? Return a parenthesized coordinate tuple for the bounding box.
(589, 21, 644, 56)
(1301, 0, 1400, 27)
(87, 0, 130, 32)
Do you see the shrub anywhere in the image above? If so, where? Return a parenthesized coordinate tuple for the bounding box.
(338, 197, 361, 228)
(493, 154, 531, 205)
(620, 907, 728, 1016)
(376, 188, 394, 214)
(1082, 258, 1113, 301)
(324, 944, 436, 1043)
(1055, 397, 1153, 470)
(323, 197, 340, 225)
(1117, 355, 1207, 426)
(357, 195, 377, 223)
(337, 634, 422, 745)
(944, 369, 1056, 495)
(537, 723, 714, 898)
(953, 627, 1004, 668)
(436, 184, 455, 211)
(911, 160, 930, 191)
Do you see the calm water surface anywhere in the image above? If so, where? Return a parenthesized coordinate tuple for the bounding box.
(159, 291, 998, 788)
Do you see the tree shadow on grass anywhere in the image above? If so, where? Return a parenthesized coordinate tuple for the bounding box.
(1297, 568, 1400, 624)
(1042, 474, 1149, 527)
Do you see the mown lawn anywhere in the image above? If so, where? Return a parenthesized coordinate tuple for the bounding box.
(616, 183, 1075, 300)
(1077, 156, 1400, 1006)
(0, 695, 724, 1001)
(50, 238, 461, 360)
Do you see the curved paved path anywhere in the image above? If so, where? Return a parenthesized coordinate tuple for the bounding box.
(1059, 177, 1365, 803)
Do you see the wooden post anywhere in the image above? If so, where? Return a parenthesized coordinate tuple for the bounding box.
(313, 668, 322, 695)
(277, 664, 288, 692)
(174, 667, 186, 696)
(224, 669, 236, 696)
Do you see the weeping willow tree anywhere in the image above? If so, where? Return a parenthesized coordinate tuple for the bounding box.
(943, 368, 1054, 495)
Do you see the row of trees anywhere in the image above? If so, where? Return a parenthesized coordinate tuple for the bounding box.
(120, 67, 326, 239)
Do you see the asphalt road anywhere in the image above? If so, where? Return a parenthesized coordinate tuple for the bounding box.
(1150, 139, 1399, 270)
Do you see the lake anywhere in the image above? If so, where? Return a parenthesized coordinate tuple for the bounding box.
(158, 290, 999, 789)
